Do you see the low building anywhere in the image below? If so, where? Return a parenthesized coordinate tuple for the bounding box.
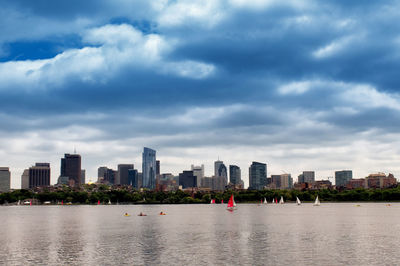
(364, 173, 397, 189)
(346, 179, 365, 189)
(311, 180, 332, 190)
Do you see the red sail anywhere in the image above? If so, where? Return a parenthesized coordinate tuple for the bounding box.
(227, 194, 234, 208)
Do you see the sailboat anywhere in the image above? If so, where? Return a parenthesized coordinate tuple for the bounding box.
(108, 199, 111, 205)
(221, 199, 224, 204)
(263, 198, 267, 204)
(227, 194, 236, 210)
(279, 196, 284, 204)
(296, 197, 301, 205)
(210, 199, 216, 204)
(314, 196, 320, 206)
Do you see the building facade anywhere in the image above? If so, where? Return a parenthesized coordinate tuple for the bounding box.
(61, 154, 81, 186)
(191, 164, 204, 187)
(179, 170, 197, 189)
(229, 165, 241, 185)
(249, 162, 267, 190)
(29, 163, 51, 188)
(0, 167, 10, 192)
(142, 147, 156, 189)
(335, 170, 352, 187)
(117, 164, 134, 185)
(299, 171, 315, 184)
(21, 169, 29, 189)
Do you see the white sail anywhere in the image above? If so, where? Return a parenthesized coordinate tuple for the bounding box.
(263, 198, 267, 204)
(314, 196, 320, 206)
(279, 196, 284, 204)
(296, 197, 301, 205)
(233, 198, 237, 207)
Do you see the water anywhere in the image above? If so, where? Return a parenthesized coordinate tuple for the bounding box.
(1, 203, 400, 265)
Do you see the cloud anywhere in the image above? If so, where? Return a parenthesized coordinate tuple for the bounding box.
(2, 1, 400, 188)
(0, 24, 215, 91)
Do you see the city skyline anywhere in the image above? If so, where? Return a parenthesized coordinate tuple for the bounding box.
(1, 1, 400, 189)
(1, 147, 396, 189)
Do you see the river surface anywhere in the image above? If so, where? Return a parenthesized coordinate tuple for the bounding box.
(1, 203, 400, 265)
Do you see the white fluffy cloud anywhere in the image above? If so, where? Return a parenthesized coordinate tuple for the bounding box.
(0, 24, 215, 91)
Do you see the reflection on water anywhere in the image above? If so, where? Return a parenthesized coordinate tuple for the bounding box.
(1, 203, 400, 265)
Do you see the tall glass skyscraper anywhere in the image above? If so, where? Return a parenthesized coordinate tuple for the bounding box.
(229, 165, 241, 185)
(249, 161, 267, 190)
(142, 147, 156, 189)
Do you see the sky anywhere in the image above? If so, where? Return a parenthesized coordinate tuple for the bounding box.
(1, 0, 400, 188)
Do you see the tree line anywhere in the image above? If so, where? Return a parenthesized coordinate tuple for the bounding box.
(2, 185, 400, 204)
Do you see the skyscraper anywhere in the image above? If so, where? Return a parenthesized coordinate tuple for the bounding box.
(214, 160, 227, 186)
(229, 165, 241, 185)
(156, 160, 160, 176)
(191, 164, 204, 187)
(0, 167, 10, 192)
(142, 147, 156, 189)
(21, 169, 29, 189)
(81, 169, 86, 184)
(249, 162, 267, 190)
(97, 166, 116, 184)
(214, 160, 223, 177)
(128, 169, 139, 188)
(29, 163, 51, 188)
(302, 171, 315, 183)
(179, 170, 197, 189)
(61, 153, 81, 186)
(335, 170, 352, 187)
(117, 164, 134, 185)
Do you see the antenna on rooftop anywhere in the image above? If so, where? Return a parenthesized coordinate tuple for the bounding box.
(74, 146, 76, 154)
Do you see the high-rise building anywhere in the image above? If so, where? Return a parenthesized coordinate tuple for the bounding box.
(128, 169, 139, 188)
(117, 164, 134, 185)
(229, 165, 241, 185)
(98, 166, 116, 184)
(0, 167, 11, 192)
(303, 171, 315, 183)
(142, 147, 156, 189)
(280, 173, 293, 189)
(29, 163, 51, 188)
(215, 160, 227, 186)
(271, 175, 281, 188)
(21, 169, 29, 189)
(156, 160, 160, 176)
(335, 170, 352, 187)
(249, 162, 267, 190)
(81, 169, 86, 184)
(214, 160, 223, 177)
(179, 170, 197, 189)
(191, 164, 204, 187)
(61, 154, 81, 186)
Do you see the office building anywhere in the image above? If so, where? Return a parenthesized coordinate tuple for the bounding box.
(29, 163, 51, 188)
(280, 174, 293, 189)
(249, 162, 267, 190)
(179, 170, 197, 189)
(128, 169, 139, 188)
(98, 166, 116, 184)
(271, 175, 281, 188)
(142, 147, 156, 189)
(117, 164, 134, 185)
(61, 154, 81, 186)
(191, 164, 204, 187)
(0, 167, 11, 192)
(229, 165, 241, 185)
(81, 169, 86, 184)
(335, 170, 352, 187)
(156, 160, 160, 176)
(21, 169, 29, 189)
(215, 160, 227, 185)
(298, 171, 315, 184)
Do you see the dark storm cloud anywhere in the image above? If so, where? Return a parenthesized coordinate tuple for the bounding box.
(1, 0, 400, 164)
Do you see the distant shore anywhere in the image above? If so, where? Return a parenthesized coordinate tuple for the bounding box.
(2, 184, 400, 205)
